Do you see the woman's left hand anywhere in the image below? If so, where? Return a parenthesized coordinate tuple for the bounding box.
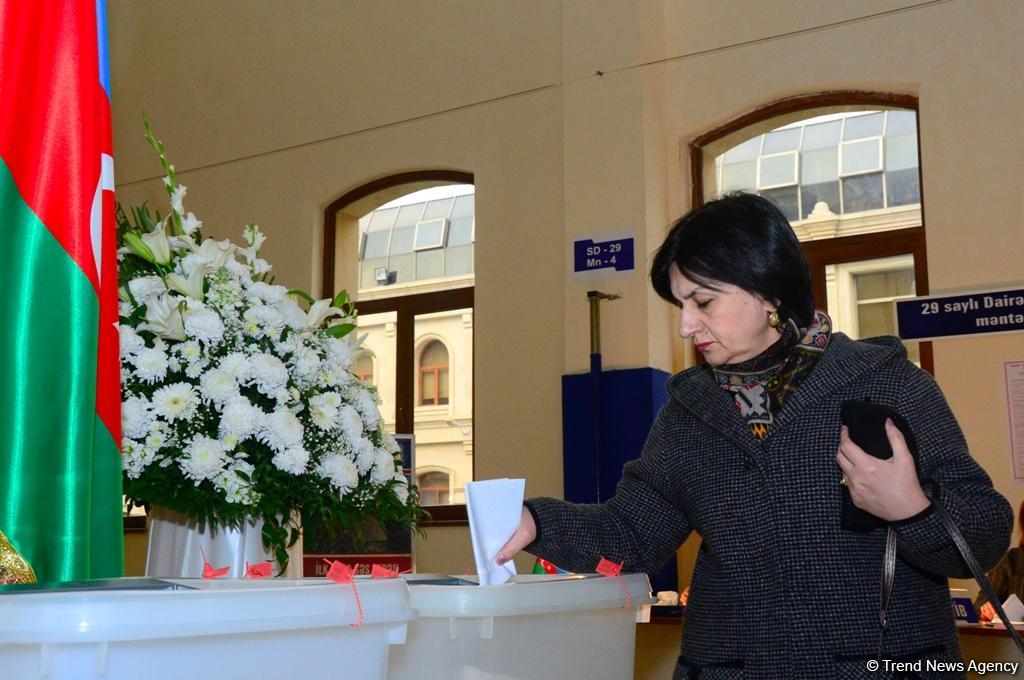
(836, 418, 931, 521)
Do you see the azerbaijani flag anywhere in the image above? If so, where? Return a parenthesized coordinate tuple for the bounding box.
(0, 0, 123, 581)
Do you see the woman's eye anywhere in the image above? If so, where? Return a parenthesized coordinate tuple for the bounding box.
(696, 299, 711, 309)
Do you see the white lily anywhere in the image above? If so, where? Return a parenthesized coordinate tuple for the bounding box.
(181, 211, 202, 235)
(306, 299, 346, 329)
(166, 267, 206, 301)
(272, 297, 345, 330)
(138, 293, 187, 341)
(140, 222, 172, 265)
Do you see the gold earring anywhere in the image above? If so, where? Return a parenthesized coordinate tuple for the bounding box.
(768, 310, 780, 328)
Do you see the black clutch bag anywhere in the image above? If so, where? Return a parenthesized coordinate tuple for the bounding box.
(839, 400, 920, 532)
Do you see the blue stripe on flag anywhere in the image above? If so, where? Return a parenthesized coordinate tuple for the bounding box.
(95, 0, 110, 99)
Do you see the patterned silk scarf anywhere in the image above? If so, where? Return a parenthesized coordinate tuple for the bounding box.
(711, 310, 832, 441)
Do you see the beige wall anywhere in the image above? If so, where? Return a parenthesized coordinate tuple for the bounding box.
(113, 0, 1024, 670)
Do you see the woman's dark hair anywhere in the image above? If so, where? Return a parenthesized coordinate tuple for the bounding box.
(650, 192, 816, 326)
(1018, 500, 1024, 549)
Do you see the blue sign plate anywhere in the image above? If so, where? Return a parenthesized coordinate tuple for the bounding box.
(895, 287, 1024, 341)
(573, 236, 635, 275)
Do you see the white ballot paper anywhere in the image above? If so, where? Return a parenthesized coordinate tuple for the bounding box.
(465, 478, 525, 586)
(1003, 594, 1024, 623)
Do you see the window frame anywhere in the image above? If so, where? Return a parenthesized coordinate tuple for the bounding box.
(688, 91, 933, 375)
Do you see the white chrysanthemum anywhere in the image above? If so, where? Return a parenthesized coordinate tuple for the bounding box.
(122, 396, 154, 440)
(127, 275, 167, 302)
(118, 300, 133, 318)
(246, 282, 289, 304)
(122, 439, 156, 479)
(179, 435, 227, 483)
(134, 347, 169, 384)
(272, 445, 310, 475)
(168, 356, 182, 373)
(249, 353, 289, 396)
(244, 305, 285, 335)
(291, 348, 322, 384)
(381, 430, 400, 454)
(354, 388, 381, 429)
(317, 453, 358, 493)
(119, 326, 145, 360)
(325, 338, 354, 371)
(215, 459, 259, 505)
(178, 340, 202, 364)
(392, 471, 410, 505)
(145, 424, 169, 451)
(338, 405, 364, 443)
(219, 352, 249, 381)
(184, 362, 205, 379)
(151, 383, 199, 421)
(318, 391, 342, 410)
(257, 409, 304, 453)
(220, 397, 261, 439)
(184, 306, 225, 344)
(371, 449, 396, 485)
(308, 394, 339, 430)
(223, 257, 251, 280)
(200, 369, 238, 404)
(354, 437, 376, 474)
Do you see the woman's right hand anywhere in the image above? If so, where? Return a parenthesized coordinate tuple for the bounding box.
(494, 506, 536, 566)
(980, 602, 996, 622)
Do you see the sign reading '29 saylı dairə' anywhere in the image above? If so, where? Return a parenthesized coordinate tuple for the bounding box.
(895, 287, 1024, 341)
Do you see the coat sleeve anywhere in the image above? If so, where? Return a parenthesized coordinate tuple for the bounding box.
(974, 551, 1011, 609)
(522, 404, 692, 574)
(893, 363, 1013, 578)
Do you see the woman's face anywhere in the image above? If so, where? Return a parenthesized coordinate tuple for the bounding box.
(669, 267, 781, 366)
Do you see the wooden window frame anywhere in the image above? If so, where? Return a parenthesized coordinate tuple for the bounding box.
(688, 91, 933, 374)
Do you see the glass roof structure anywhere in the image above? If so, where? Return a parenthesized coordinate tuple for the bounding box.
(357, 185, 474, 290)
(713, 110, 920, 223)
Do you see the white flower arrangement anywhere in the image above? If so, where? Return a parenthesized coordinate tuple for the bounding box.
(118, 123, 418, 570)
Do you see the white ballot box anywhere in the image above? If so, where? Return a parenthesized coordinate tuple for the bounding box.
(390, 573, 655, 680)
(0, 577, 413, 680)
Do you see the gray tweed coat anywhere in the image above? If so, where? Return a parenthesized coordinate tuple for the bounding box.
(525, 334, 1012, 679)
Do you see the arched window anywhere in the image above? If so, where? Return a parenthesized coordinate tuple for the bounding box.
(692, 92, 931, 372)
(417, 470, 450, 507)
(418, 340, 449, 406)
(322, 171, 474, 519)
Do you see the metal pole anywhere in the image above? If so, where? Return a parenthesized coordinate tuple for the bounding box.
(586, 291, 620, 502)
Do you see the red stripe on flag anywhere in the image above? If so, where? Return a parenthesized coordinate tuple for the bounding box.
(0, 0, 104, 290)
(95, 90, 120, 443)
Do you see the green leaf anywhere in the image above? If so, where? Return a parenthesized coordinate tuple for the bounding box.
(324, 323, 356, 338)
(287, 289, 315, 305)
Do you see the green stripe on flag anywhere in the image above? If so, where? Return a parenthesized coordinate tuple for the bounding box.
(0, 157, 123, 581)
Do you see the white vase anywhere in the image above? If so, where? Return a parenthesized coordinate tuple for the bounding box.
(145, 507, 304, 579)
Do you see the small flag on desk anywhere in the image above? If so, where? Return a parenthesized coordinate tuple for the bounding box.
(533, 558, 568, 575)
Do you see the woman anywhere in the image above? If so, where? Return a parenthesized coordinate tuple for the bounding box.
(496, 193, 1012, 679)
(975, 501, 1024, 623)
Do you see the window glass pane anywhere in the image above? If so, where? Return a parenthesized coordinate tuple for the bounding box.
(445, 245, 473, 276)
(421, 371, 436, 404)
(422, 198, 454, 221)
(414, 309, 472, 506)
(762, 128, 801, 154)
(388, 253, 414, 283)
(855, 268, 916, 300)
(885, 134, 919, 172)
(415, 249, 445, 280)
(361, 257, 387, 288)
(886, 168, 921, 207)
(390, 225, 415, 255)
(885, 110, 917, 137)
(801, 147, 838, 184)
(415, 219, 446, 250)
(841, 139, 881, 174)
(354, 311, 397, 430)
(394, 203, 424, 228)
(720, 161, 757, 193)
(761, 186, 799, 223)
(802, 120, 841, 150)
(800, 182, 840, 218)
(450, 194, 474, 219)
(363, 231, 390, 259)
(368, 207, 399, 231)
(447, 217, 474, 246)
(722, 135, 762, 162)
(842, 173, 884, 212)
(759, 153, 796, 187)
(842, 112, 884, 141)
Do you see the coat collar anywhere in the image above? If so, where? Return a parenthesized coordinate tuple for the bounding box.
(666, 334, 906, 458)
